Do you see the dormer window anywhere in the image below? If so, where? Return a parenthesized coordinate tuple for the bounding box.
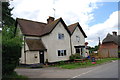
(76, 36, 80, 42)
(58, 33, 64, 40)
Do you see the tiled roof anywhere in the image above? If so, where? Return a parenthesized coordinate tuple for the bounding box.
(68, 22, 87, 38)
(26, 39, 46, 51)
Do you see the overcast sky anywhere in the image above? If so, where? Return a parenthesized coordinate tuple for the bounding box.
(9, 0, 119, 47)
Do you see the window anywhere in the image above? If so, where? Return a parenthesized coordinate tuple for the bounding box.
(75, 48, 80, 53)
(58, 50, 66, 56)
(58, 33, 64, 39)
(76, 36, 80, 42)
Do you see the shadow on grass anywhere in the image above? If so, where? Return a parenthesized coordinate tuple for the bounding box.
(2, 71, 28, 80)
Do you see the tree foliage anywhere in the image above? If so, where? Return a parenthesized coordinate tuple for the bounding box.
(2, 2, 22, 76)
(2, 26, 22, 76)
(2, 2, 15, 26)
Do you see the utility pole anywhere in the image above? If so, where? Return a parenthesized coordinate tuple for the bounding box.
(98, 37, 101, 46)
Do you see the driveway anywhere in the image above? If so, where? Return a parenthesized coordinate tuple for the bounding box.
(15, 60, 118, 78)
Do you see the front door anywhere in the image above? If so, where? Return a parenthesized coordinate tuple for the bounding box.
(39, 51, 44, 64)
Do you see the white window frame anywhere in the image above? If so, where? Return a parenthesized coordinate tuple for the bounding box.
(58, 33, 64, 40)
(58, 50, 66, 56)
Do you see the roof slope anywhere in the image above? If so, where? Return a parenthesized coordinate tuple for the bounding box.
(102, 33, 119, 45)
(16, 18, 70, 37)
(68, 22, 87, 38)
(26, 39, 46, 51)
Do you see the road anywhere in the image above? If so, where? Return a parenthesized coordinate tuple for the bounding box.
(15, 60, 118, 79)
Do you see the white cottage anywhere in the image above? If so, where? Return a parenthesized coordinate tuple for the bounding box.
(15, 16, 87, 64)
(68, 22, 87, 57)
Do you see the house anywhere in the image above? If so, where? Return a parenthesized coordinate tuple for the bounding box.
(68, 22, 87, 57)
(98, 31, 119, 58)
(15, 16, 87, 64)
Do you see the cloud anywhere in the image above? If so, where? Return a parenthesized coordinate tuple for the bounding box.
(9, 0, 118, 47)
(86, 11, 119, 46)
(10, 0, 100, 23)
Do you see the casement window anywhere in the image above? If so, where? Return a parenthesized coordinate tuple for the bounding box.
(58, 33, 64, 39)
(58, 50, 66, 56)
(75, 48, 80, 53)
(76, 36, 80, 42)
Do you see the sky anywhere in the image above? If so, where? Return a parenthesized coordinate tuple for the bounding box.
(9, 0, 119, 47)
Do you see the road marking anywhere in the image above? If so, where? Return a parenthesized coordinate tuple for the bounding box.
(68, 60, 118, 80)
(72, 68, 96, 79)
(67, 68, 96, 80)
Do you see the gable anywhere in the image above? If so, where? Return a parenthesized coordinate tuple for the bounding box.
(51, 22, 70, 36)
(68, 23, 87, 38)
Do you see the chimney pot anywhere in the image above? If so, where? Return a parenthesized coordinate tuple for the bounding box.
(47, 16, 55, 24)
(112, 31, 117, 36)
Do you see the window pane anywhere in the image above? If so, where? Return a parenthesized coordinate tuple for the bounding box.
(64, 50, 66, 56)
(58, 34, 61, 39)
(76, 48, 80, 53)
(58, 33, 64, 39)
(58, 50, 60, 56)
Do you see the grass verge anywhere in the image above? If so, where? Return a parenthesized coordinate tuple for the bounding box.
(2, 71, 28, 80)
(50, 58, 118, 69)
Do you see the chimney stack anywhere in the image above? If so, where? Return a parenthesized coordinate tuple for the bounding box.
(47, 16, 55, 24)
(112, 31, 117, 36)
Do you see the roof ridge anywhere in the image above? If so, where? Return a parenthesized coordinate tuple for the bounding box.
(68, 22, 78, 27)
(17, 18, 47, 24)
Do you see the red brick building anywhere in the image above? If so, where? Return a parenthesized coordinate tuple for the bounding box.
(98, 31, 119, 58)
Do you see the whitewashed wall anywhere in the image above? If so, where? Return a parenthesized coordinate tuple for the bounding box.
(71, 26, 85, 54)
(41, 22, 71, 62)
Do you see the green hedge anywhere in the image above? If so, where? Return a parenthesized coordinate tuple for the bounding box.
(2, 26, 22, 76)
(2, 37, 22, 75)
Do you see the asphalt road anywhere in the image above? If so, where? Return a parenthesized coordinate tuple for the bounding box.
(15, 60, 118, 79)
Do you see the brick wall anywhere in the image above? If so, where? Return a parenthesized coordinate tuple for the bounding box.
(99, 42, 118, 58)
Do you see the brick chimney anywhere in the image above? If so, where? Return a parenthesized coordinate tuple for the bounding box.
(112, 31, 117, 36)
(47, 16, 55, 24)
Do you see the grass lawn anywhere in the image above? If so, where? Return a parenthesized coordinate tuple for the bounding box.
(51, 58, 119, 69)
(2, 71, 28, 80)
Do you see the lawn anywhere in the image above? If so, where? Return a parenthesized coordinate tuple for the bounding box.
(51, 58, 118, 69)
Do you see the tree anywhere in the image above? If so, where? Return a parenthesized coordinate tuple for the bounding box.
(2, 2, 22, 78)
(2, 26, 22, 76)
(2, 2, 15, 27)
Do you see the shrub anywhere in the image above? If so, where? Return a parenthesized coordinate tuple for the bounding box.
(59, 60, 65, 65)
(69, 53, 83, 60)
(2, 26, 22, 75)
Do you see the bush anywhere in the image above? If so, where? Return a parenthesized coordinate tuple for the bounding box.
(59, 60, 65, 65)
(69, 53, 83, 60)
(2, 26, 22, 75)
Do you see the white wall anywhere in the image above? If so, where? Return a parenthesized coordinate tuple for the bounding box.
(41, 22, 71, 62)
(17, 24, 45, 64)
(71, 26, 85, 54)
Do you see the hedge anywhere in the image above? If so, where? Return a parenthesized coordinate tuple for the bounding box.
(2, 37, 22, 75)
(69, 53, 83, 60)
